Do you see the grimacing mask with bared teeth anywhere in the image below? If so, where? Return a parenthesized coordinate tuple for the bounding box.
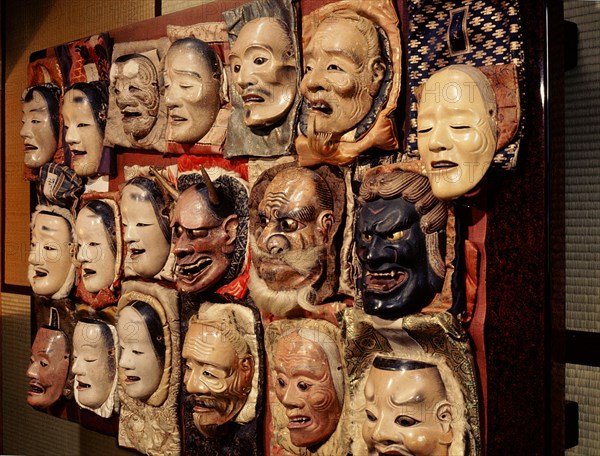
(27, 326, 70, 409)
(356, 169, 447, 319)
(171, 184, 239, 294)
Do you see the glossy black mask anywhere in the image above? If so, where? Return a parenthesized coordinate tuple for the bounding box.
(355, 197, 443, 319)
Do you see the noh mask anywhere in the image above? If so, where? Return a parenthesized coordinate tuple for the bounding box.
(362, 357, 454, 456)
(355, 166, 447, 319)
(27, 308, 71, 409)
(417, 65, 498, 201)
(249, 163, 344, 316)
(164, 38, 223, 144)
(21, 84, 61, 169)
(63, 83, 107, 178)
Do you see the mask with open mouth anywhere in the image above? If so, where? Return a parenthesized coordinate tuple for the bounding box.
(28, 210, 75, 298)
(171, 183, 238, 294)
(355, 168, 447, 320)
(417, 65, 498, 201)
(300, 11, 385, 140)
(182, 316, 254, 437)
(26, 325, 70, 409)
(63, 83, 107, 178)
(121, 177, 171, 279)
(112, 54, 160, 141)
(164, 38, 223, 144)
(75, 203, 117, 294)
(71, 319, 117, 411)
(251, 166, 334, 292)
(362, 357, 454, 456)
(117, 302, 165, 401)
(229, 17, 297, 129)
(272, 328, 343, 450)
(21, 85, 60, 169)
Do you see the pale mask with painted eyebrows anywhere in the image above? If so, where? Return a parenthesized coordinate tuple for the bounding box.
(164, 44, 221, 143)
(117, 306, 163, 401)
(63, 89, 104, 177)
(417, 68, 497, 201)
(300, 16, 385, 138)
(28, 213, 73, 297)
(230, 17, 297, 128)
(121, 184, 170, 278)
(72, 321, 116, 410)
(21, 91, 58, 169)
(75, 207, 116, 294)
(362, 366, 453, 456)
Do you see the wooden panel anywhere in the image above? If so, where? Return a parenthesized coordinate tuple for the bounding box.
(484, 0, 565, 454)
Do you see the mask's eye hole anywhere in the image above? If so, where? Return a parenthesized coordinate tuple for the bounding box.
(395, 415, 419, 427)
(366, 410, 377, 422)
(386, 231, 404, 241)
(280, 219, 298, 233)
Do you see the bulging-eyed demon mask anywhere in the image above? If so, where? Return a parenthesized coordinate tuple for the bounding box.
(249, 164, 343, 315)
(356, 168, 447, 319)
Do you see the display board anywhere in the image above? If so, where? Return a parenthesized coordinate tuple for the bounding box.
(16, 1, 557, 455)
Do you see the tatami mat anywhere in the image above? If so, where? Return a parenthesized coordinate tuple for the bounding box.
(564, 3, 600, 456)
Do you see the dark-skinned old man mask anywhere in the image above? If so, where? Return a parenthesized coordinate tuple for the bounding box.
(27, 309, 71, 409)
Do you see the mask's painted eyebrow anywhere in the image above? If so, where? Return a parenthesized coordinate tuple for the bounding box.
(278, 207, 316, 222)
(171, 69, 203, 80)
(25, 106, 48, 114)
(40, 224, 59, 233)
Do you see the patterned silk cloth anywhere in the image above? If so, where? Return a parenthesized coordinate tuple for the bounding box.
(406, 0, 524, 170)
